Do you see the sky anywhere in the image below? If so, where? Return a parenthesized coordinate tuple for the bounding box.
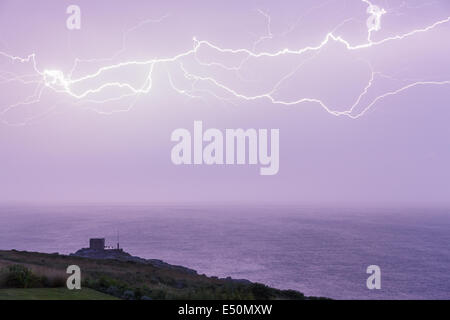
(0, 0, 449, 205)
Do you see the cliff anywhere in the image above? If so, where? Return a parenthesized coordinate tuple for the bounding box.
(0, 249, 328, 300)
(71, 247, 197, 274)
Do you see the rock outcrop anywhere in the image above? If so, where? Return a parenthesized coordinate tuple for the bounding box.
(71, 248, 197, 275)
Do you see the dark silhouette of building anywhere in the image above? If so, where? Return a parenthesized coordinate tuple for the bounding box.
(89, 238, 105, 250)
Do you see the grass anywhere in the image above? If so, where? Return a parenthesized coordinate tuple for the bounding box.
(0, 287, 118, 300)
(0, 250, 322, 300)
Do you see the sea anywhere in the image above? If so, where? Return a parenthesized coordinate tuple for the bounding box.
(0, 204, 449, 299)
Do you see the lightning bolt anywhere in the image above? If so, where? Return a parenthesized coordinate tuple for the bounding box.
(0, 0, 449, 125)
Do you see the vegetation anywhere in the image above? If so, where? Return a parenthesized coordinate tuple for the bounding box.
(0, 250, 327, 300)
(0, 288, 117, 300)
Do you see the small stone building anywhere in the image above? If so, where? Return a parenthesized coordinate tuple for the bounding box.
(89, 238, 105, 250)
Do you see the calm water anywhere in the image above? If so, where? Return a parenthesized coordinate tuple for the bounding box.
(0, 204, 449, 299)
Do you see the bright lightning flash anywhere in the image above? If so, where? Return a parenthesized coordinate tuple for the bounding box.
(0, 0, 449, 125)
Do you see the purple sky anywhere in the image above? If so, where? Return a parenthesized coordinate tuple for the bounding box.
(0, 0, 449, 205)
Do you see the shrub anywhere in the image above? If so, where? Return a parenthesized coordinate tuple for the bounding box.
(281, 289, 305, 300)
(3, 265, 42, 288)
(250, 283, 273, 300)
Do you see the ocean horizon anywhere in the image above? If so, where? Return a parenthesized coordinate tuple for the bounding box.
(0, 204, 448, 300)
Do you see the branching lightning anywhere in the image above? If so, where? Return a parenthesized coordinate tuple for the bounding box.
(0, 0, 449, 125)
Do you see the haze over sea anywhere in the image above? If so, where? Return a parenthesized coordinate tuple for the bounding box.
(0, 204, 449, 299)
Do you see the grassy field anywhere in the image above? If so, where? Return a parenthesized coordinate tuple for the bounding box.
(0, 288, 118, 300)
